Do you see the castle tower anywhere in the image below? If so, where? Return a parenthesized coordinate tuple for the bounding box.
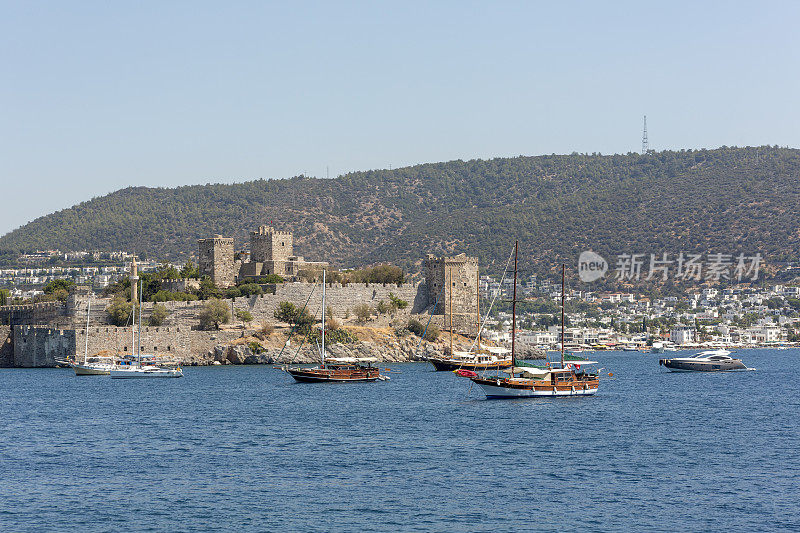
(198, 236, 235, 288)
(250, 226, 293, 275)
(424, 253, 479, 334)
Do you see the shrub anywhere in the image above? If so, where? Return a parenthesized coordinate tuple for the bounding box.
(306, 327, 358, 345)
(225, 287, 242, 299)
(407, 319, 425, 337)
(237, 283, 263, 297)
(388, 292, 409, 310)
(199, 298, 230, 330)
(258, 323, 274, 339)
(353, 303, 373, 323)
(235, 309, 253, 324)
(376, 300, 389, 314)
(248, 341, 264, 354)
(423, 324, 440, 342)
(148, 303, 168, 326)
(107, 297, 133, 327)
(150, 290, 198, 302)
(251, 274, 284, 284)
(274, 301, 315, 333)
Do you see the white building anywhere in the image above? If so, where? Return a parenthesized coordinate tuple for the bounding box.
(670, 324, 696, 345)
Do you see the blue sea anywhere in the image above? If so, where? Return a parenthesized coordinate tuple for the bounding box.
(1, 349, 798, 532)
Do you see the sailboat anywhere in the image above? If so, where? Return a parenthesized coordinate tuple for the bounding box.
(426, 261, 513, 371)
(461, 243, 600, 398)
(285, 269, 386, 383)
(71, 293, 117, 376)
(110, 280, 183, 379)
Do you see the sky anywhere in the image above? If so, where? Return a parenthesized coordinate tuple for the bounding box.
(2, 1, 799, 236)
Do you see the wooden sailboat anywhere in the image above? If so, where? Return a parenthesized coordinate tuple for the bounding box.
(286, 269, 386, 383)
(427, 261, 513, 371)
(463, 243, 600, 398)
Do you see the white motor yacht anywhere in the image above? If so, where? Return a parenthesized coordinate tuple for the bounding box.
(659, 349, 750, 372)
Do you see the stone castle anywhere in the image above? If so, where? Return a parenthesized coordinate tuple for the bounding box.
(199, 226, 328, 287)
(0, 224, 482, 367)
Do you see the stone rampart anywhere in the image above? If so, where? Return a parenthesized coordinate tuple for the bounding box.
(0, 326, 12, 367)
(0, 301, 67, 327)
(12, 326, 76, 367)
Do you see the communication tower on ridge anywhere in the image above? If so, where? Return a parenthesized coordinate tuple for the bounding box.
(642, 115, 649, 154)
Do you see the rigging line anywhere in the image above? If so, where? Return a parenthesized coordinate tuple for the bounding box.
(275, 283, 317, 362)
(467, 243, 516, 356)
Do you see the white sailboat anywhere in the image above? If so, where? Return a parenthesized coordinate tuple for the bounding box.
(71, 294, 117, 376)
(110, 280, 183, 379)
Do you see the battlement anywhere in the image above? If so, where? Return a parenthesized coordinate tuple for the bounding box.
(252, 226, 291, 238)
(199, 235, 234, 244)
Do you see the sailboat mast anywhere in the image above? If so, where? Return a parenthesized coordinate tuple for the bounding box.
(511, 241, 518, 365)
(449, 264, 453, 356)
(321, 269, 326, 368)
(84, 294, 91, 364)
(138, 279, 142, 362)
(561, 263, 565, 367)
(476, 265, 480, 346)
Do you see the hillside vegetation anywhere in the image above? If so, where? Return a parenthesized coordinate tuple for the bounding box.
(2, 146, 799, 276)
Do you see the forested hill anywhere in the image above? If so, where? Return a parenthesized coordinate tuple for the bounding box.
(2, 146, 800, 275)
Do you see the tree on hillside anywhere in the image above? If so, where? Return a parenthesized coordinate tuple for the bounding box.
(273, 301, 315, 332)
(199, 298, 230, 330)
(148, 303, 168, 326)
(180, 260, 200, 279)
(107, 297, 133, 326)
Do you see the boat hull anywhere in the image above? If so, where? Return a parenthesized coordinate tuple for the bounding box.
(472, 377, 599, 398)
(286, 366, 380, 383)
(428, 358, 513, 372)
(659, 359, 748, 372)
(110, 368, 183, 379)
(73, 364, 112, 376)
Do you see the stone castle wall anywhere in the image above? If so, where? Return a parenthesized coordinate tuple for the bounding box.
(12, 326, 76, 367)
(63, 283, 429, 330)
(0, 301, 68, 327)
(0, 326, 12, 367)
(9, 324, 246, 367)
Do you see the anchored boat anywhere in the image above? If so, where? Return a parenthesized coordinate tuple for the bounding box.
(109, 279, 183, 379)
(659, 349, 750, 372)
(285, 269, 387, 383)
(459, 243, 600, 399)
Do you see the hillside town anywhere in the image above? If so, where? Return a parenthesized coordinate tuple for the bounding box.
(2, 239, 799, 352)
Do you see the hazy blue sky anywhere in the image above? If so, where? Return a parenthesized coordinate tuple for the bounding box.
(2, 1, 799, 236)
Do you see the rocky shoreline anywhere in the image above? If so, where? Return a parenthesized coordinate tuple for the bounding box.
(181, 326, 546, 366)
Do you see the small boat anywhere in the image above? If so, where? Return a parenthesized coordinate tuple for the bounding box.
(459, 244, 600, 399)
(470, 361, 600, 398)
(427, 346, 512, 372)
(109, 279, 183, 379)
(285, 269, 387, 383)
(659, 349, 749, 372)
(651, 342, 665, 354)
(110, 360, 184, 379)
(70, 293, 117, 376)
(286, 357, 382, 382)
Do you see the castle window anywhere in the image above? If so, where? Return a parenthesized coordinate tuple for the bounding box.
(123, 346, 127, 352)
(154, 347, 157, 351)
(167, 346, 171, 351)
